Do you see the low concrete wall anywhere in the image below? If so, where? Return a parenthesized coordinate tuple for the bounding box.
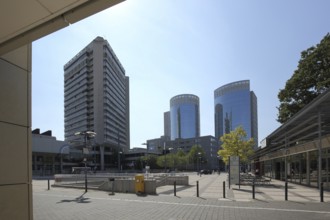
(53, 174, 188, 195)
(165, 176, 189, 185)
(98, 179, 156, 195)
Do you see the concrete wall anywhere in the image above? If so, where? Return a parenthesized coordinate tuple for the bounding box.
(99, 179, 157, 195)
(0, 45, 32, 219)
(165, 176, 189, 186)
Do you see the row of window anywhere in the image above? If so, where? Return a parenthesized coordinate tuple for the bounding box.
(103, 65, 126, 97)
(64, 58, 89, 82)
(103, 81, 126, 107)
(103, 46, 125, 74)
(64, 74, 89, 95)
(103, 110, 126, 129)
(104, 91, 126, 114)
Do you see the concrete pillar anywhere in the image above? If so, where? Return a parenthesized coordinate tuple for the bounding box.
(306, 151, 310, 185)
(326, 148, 329, 188)
(0, 44, 33, 220)
(318, 111, 322, 189)
(52, 156, 55, 175)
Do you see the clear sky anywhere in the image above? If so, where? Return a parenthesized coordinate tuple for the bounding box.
(32, 0, 330, 148)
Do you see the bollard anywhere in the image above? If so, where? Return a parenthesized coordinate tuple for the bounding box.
(252, 180, 255, 199)
(223, 181, 226, 198)
(48, 179, 50, 190)
(174, 181, 177, 196)
(196, 181, 199, 197)
(285, 182, 288, 201)
(320, 182, 324, 202)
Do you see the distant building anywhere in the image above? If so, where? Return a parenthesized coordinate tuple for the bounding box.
(170, 94, 200, 140)
(124, 148, 160, 170)
(214, 80, 258, 149)
(32, 129, 99, 175)
(64, 36, 130, 170)
(164, 111, 171, 138)
(146, 136, 170, 153)
(147, 135, 221, 171)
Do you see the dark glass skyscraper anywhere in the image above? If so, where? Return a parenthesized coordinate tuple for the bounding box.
(170, 94, 200, 140)
(214, 80, 258, 149)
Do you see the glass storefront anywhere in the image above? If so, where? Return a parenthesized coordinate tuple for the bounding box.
(261, 147, 330, 190)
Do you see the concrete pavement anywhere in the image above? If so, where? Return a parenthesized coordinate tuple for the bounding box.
(33, 173, 330, 220)
(157, 172, 330, 202)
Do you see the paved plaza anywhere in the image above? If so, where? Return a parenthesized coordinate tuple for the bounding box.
(33, 173, 330, 220)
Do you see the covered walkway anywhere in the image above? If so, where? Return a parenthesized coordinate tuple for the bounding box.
(253, 89, 330, 191)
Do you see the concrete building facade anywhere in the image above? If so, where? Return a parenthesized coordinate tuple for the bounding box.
(64, 36, 130, 170)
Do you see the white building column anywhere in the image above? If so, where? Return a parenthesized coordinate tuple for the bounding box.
(0, 44, 33, 220)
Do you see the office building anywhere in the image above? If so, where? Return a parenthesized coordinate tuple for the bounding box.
(64, 36, 129, 170)
(214, 80, 258, 149)
(170, 94, 200, 140)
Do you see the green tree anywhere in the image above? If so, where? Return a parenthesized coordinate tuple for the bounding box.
(277, 33, 330, 123)
(156, 155, 166, 168)
(187, 145, 205, 164)
(156, 146, 205, 171)
(156, 149, 188, 170)
(141, 155, 159, 169)
(218, 126, 254, 165)
(157, 153, 170, 168)
(186, 145, 206, 170)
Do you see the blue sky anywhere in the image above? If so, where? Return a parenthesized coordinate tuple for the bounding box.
(32, 0, 330, 148)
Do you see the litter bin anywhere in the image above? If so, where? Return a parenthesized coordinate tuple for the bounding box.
(135, 174, 145, 194)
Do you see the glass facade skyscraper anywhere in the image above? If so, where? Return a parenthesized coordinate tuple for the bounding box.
(170, 94, 200, 140)
(214, 80, 258, 149)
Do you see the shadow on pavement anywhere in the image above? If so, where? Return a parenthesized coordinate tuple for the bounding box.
(157, 185, 195, 195)
(57, 192, 91, 204)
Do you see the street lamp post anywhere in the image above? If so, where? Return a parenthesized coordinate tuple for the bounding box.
(142, 142, 149, 166)
(217, 155, 221, 174)
(164, 143, 167, 173)
(117, 127, 121, 172)
(168, 147, 173, 171)
(198, 152, 201, 173)
(59, 144, 70, 174)
(74, 131, 96, 193)
(83, 158, 87, 193)
(119, 151, 122, 171)
(169, 147, 175, 173)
